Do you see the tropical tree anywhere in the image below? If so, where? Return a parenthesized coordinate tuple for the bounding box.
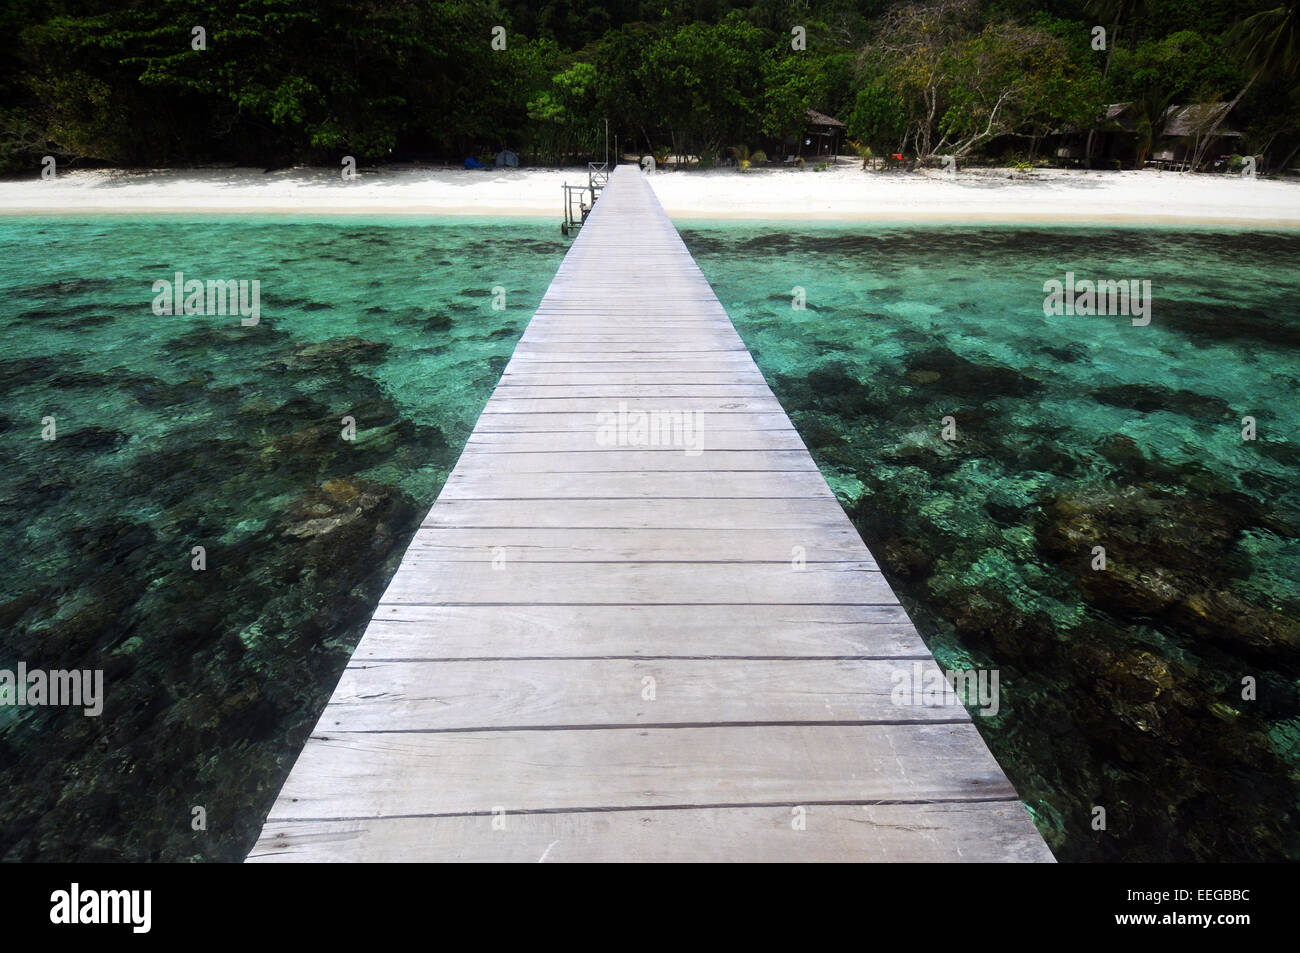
(846, 74, 907, 156)
(863, 0, 979, 159)
(1190, 4, 1300, 167)
(937, 24, 1096, 160)
(1083, 0, 1154, 166)
(527, 60, 601, 163)
(1131, 84, 1175, 166)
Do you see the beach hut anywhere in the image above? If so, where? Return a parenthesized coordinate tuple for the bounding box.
(1154, 103, 1243, 169)
(799, 110, 845, 158)
(1077, 102, 1243, 170)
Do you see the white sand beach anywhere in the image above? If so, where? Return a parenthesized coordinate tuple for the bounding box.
(3, 161, 1299, 225)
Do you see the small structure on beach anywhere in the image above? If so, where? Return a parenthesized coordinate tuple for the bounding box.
(1152, 103, 1244, 168)
(1057, 101, 1244, 169)
(796, 109, 844, 158)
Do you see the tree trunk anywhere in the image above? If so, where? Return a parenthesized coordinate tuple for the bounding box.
(1085, 21, 1120, 169)
(1189, 68, 1260, 171)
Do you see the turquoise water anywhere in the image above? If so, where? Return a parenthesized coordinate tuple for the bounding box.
(682, 223, 1300, 862)
(2, 216, 1297, 862)
(0, 217, 565, 860)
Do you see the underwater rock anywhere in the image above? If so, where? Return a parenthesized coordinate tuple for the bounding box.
(279, 477, 417, 549)
(1038, 483, 1248, 583)
(128, 375, 208, 408)
(1035, 483, 1299, 655)
(1156, 300, 1300, 351)
(57, 427, 129, 453)
(164, 323, 283, 360)
(1040, 344, 1086, 363)
(268, 422, 335, 455)
(0, 356, 58, 385)
(275, 336, 390, 371)
(877, 536, 934, 582)
(1255, 439, 1300, 470)
(789, 415, 848, 452)
(1096, 433, 1146, 469)
(1092, 384, 1235, 421)
(776, 364, 882, 419)
(944, 587, 1054, 661)
(904, 348, 1043, 399)
(805, 364, 879, 416)
(984, 485, 1032, 525)
(1172, 589, 1300, 655)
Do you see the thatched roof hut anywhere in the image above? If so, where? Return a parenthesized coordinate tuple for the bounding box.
(799, 109, 844, 158)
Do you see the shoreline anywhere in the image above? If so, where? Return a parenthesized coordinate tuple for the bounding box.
(2, 164, 1299, 227)
(5, 206, 1298, 228)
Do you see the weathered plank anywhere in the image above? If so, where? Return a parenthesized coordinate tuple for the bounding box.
(419, 497, 862, 528)
(316, 658, 963, 731)
(436, 470, 838, 500)
(376, 561, 894, 605)
(401, 527, 860, 561)
(264, 724, 1018, 820)
(464, 430, 812, 452)
(447, 450, 821, 472)
(354, 604, 930, 660)
(469, 411, 796, 433)
(250, 802, 1052, 863)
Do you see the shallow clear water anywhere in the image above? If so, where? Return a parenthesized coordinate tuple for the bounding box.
(682, 223, 1300, 861)
(0, 216, 565, 860)
(2, 215, 1297, 862)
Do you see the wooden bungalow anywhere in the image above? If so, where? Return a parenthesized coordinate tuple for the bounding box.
(1056, 101, 1243, 170)
(1150, 102, 1244, 169)
(796, 109, 845, 158)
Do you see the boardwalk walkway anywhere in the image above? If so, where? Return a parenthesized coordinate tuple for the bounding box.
(248, 166, 1053, 862)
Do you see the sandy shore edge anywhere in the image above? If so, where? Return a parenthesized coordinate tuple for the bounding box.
(3, 164, 1299, 227)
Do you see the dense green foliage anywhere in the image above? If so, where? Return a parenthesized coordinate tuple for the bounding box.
(1, 0, 1297, 171)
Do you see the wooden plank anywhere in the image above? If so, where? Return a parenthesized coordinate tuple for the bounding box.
(500, 361, 762, 374)
(437, 470, 837, 500)
(403, 527, 861, 561)
(469, 412, 795, 433)
(464, 430, 811, 452)
(444, 450, 818, 472)
(264, 724, 1019, 820)
(418, 498, 859, 529)
(498, 372, 775, 386)
(355, 604, 930, 660)
(481, 396, 784, 414)
(316, 658, 962, 731)
(250, 802, 1054, 863)
(376, 561, 894, 605)
(490, 385, 776, 398)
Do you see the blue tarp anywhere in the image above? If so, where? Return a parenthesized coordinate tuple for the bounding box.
(464, 156, 484, 169)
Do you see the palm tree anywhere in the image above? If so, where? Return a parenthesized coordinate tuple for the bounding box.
(1191, 5, 1299, 169)
(727, 144, 767, 172)
(1131, 86, 1174, 167)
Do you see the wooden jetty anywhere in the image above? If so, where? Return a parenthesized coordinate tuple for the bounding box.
(248, 166, 1053, 862)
